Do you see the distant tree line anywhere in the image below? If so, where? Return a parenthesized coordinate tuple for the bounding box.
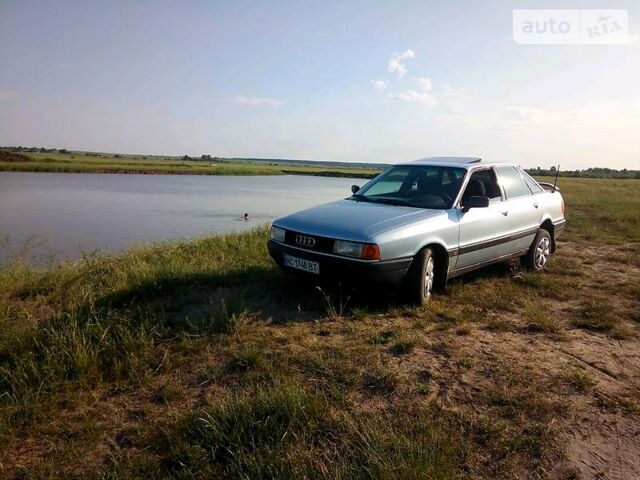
(180, 154, 227, 163)
(525, 166, 640, 179)
(2, 146, 72, 154)
(2, 146, 637, 178)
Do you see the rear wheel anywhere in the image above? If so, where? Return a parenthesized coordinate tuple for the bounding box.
(522, 228, 552, 271)
(405, 248, 436, 305)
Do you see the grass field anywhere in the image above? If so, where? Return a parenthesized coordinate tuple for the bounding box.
(0, 151, 381, 178)
(0, 177, 639, 478)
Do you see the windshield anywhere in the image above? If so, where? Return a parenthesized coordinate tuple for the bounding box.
(352, 165, 466, 209)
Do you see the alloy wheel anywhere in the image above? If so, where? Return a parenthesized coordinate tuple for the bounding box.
(535, 236, 550, 268)
(424, 256, 435, 297)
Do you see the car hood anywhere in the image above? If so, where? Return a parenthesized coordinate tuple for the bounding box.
(274, 199, 446, 241)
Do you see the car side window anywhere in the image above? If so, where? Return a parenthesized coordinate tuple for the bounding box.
(519, 168, 544, 194)
(461, 169, 502, 204)
(497, 166, 532, 199)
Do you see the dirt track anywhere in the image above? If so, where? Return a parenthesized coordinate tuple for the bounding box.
(426, 239, 640, 479)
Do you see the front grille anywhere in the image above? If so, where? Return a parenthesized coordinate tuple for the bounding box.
(284, 229, 334, 254)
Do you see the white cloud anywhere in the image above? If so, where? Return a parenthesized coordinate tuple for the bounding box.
(441, 83, 471, 100)
(388, 90, 438, 107)
(418, 77, 433, 91)
(507, 106, 545, 118)
(386, 77, 437, 106)
(0, 88, 17, 100)
(370, 79, 388, 90)
(388, 49, 415, 78)
(230, 95, 283, 108)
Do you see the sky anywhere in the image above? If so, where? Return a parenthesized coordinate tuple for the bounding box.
(1, 0, 639, 169)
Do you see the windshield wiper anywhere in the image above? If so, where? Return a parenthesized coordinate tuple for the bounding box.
(350, 195, 414, 207)
(369, 198, 414, 207)
(349, 194, 373, 202)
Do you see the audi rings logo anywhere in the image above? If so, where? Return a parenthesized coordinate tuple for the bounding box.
(295, 235, 316, 248)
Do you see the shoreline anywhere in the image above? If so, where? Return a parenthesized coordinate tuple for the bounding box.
(0, 151, 381, 178)
(0, 163, 379, 178)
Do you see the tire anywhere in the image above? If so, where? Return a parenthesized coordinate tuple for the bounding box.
(405, 247, 437, 305)
(522, 228, 552, 271)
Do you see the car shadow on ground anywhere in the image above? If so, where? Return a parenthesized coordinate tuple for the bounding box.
(87, 259, 522, 332)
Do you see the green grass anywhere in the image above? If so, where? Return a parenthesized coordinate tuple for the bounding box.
(142, 378, 466, 479)
(0, 228, 275, 430)
(536, 176, 640, 244)
(522, 301, 563, 334)
(573, 299, 620, 331)
(0, 151, 380, 178)
(225, 345, 266, 372)
(390, 335, 419, 355)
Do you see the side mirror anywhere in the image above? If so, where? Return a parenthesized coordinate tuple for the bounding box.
(462, 195, 489, 211)
(351, 185, 360, 194)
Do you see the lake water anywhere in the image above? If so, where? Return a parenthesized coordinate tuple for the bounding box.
(0, 172, 368, 264)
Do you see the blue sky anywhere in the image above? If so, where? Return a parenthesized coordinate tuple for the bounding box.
(1, 0, 638, 169)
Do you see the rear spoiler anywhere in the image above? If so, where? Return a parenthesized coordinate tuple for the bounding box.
(538, 182, 560, 192)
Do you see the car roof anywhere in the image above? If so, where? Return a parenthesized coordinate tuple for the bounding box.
(398, 157, 511, 169)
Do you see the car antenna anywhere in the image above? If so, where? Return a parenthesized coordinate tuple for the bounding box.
(552, 164, 560, 192)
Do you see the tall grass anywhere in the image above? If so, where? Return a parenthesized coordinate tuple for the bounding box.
(117, 377, 465, 479)
(0, 227, 274, 432)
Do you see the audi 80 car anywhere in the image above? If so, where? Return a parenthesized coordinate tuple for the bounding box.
(267, 157, 566, 304)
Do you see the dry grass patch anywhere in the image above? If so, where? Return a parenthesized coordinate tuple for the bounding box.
(225, 345, 266, 373)
(560, 368, 596, 393)
(513, 271, 566, 299)
(594, 392, 638, 415)
(485, 317, 513, 332)
(522, 300, 564, 334)
(573, 299, 620, 332)
(389, 335, 418, 355)
(362, 363, 402, 395)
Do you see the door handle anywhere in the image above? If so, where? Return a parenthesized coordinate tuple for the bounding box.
(501, 210, 508, 216)
(533, 202, 539, 208)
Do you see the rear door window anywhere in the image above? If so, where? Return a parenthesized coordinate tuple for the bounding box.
(497, 166, 532, 199)
(519, 169, 544, 194)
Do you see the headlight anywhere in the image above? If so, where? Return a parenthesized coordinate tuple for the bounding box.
(271, 226, 286, 242)
(333, 240, 380, 260)
(333, 240, 363, 257)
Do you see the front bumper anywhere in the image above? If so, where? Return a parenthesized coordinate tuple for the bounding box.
(267, 240, 412, 286)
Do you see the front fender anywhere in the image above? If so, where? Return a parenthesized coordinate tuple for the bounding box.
(367, 209, 460, 261)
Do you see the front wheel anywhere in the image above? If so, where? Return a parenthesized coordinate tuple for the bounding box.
(522, 228, 552, 271)
(405, 248, 436, 305)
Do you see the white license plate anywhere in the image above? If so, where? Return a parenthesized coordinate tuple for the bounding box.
(283, 254, 320, 275)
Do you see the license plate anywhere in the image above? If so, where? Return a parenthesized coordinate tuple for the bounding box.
(283, 254, 320, 275)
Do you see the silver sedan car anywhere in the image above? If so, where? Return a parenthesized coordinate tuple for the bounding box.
(268, 157, 566, 304)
